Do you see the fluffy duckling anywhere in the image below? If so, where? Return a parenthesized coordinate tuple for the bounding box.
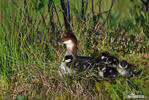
(98, 65, 118, 84)
(100, 52, 119, 68)
(117, 60, 142, 77)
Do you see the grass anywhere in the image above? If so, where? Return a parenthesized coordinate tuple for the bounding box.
(0, 0, 149, 99)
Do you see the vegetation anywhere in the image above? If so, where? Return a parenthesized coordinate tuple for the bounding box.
(0, 0, 149, 99)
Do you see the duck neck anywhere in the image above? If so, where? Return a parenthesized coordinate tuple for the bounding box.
(65, 43, 77, 56)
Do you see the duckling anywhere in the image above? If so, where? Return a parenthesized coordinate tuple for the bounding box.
(100, 52, 110, 61)
(117, 60, 142, 77)
(63, 55, 74, 68)
(100, 52, 119, 68)
(98, 65, 118, 84)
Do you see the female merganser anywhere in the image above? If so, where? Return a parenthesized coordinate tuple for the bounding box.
(117, 60, 142, 77)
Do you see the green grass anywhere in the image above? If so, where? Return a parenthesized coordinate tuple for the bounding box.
(0, 0, 149, 99)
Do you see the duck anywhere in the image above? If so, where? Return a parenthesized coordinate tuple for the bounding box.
(62, 55, 77, 74)
(117, 60, 142, 77)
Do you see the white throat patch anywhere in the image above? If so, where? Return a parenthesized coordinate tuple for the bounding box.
(63, 40, 73, 44)
(63, 40, 74, 52)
